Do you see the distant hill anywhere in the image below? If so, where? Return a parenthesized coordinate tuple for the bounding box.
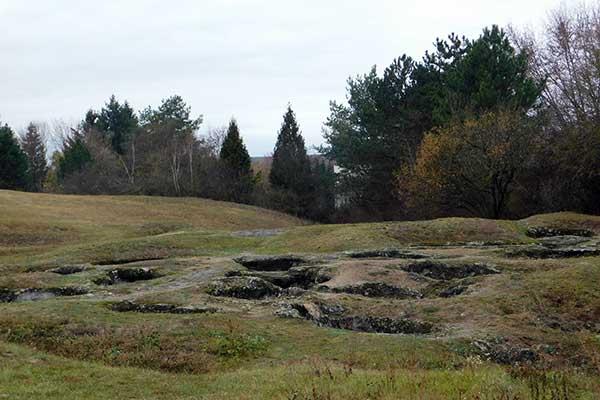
(0, 189, 304, 262)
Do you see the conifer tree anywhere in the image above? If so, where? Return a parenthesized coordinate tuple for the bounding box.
(139, 95, 202, 134)
(85, 95, 139, 154)
(20, 123, 48, 192)
(0, 122, 29, 190)
(269, 106, 313, 215)
(58, 130, 92, 180)
(270, 106, 311, 190)
(219, 118, 253, 202)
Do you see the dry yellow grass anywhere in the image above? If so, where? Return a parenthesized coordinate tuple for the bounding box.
(0, 190, 304, 248)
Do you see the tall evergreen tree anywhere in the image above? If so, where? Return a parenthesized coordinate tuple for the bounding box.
(85, 95, 139, 154)
(58, 130, 92, 180)
(20, 123, 48, 192)
(219, 119, 253, 202)
(270, 106, 311, 191)
(0, 122, 29, 190)
(269, 106, 313, 216)
(439, 25, 543, 120)
(138, 95, 203, 196)
(322, 60, 421, 219)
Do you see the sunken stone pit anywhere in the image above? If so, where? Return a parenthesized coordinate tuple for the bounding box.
(94, 268, 162, 285)
(233, 255, 308, 271)
(401, 261, 499, 280)
(275, 302, 433, 334)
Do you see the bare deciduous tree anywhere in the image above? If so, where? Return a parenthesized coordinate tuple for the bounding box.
(512, 3, 600, 213)
(513, 4, 600, 128)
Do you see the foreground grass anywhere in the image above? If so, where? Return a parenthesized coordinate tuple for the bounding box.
(0, 299, 462, 373)
(1, 341, 598, 400)
(4, 190, 600, 398)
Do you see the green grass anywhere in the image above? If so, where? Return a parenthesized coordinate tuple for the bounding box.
(0, 189, 303, 259)
(0, 299, 462, 373)
(5, 190, 600, 269)
(2, 340, 599, 400)
(3, 190, 600, 398)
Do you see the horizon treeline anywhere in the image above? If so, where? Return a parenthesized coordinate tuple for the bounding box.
(324, 3, 600, 221)
(0, 95, 336, 221)
(1, 3, 599, 222)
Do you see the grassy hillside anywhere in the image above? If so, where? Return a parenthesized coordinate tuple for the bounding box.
(0, 190, 304, 266)
(2, 190, 600, 399)
(1, 189, 599, 270)
(3, 339, 598, 400)
(3, 189, 600, 268)
(0, 189, 304, 241)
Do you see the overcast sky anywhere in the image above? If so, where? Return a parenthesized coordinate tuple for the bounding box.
(1, 0, 566, 155)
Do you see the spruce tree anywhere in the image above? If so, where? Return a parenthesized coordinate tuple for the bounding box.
(58, 131, 92, 180)
(219, 118, 253, 202)
(0, 122, 29, 190)
(20, 123, 48, 192)
(269, 106, 312, 215)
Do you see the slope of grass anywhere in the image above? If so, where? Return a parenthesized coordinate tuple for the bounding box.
(521, 212, 600, 232)
(4, 190, 599, 268)
(3, 191, 600, 398)
(1, 340, 598, 400)
(0, 190, 303, 266)
(0, 189, 304, 245)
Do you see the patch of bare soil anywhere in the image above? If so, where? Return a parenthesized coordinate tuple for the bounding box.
(322, 259, 425, 289)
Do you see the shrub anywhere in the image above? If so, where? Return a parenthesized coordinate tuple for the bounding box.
(206, 330, 268, 358)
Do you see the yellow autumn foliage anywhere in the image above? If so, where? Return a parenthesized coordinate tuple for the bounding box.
(399, 110, 536, 218)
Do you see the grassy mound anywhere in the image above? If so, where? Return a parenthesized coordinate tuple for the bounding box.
(2, 191, 600, 399)
(3, 190, 599, 267)
(0, 190, 303, 266)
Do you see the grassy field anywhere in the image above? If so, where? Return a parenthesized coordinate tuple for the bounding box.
(5, 189, 593, 267)
(0, 190, 304, 267)
(1, 190, 600, 399)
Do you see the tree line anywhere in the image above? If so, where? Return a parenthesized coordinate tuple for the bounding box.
(1, 3, 599, 222)
(322, 4, 600, 220)
(0, 95, 335, 221)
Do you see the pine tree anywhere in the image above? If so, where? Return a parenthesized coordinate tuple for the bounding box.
(441, 25, 543, 119)
(138, 95, 203, 196)
(85, 95, 139, 154)
(20, 123, 48, 192)
(219, 118, 253, 202)
(269, 106, 312, 215)
(140, 95, 202, 134)
(0, 122, 29, 190)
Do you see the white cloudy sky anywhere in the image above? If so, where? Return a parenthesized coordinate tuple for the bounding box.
(1, 0, 567, 155)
